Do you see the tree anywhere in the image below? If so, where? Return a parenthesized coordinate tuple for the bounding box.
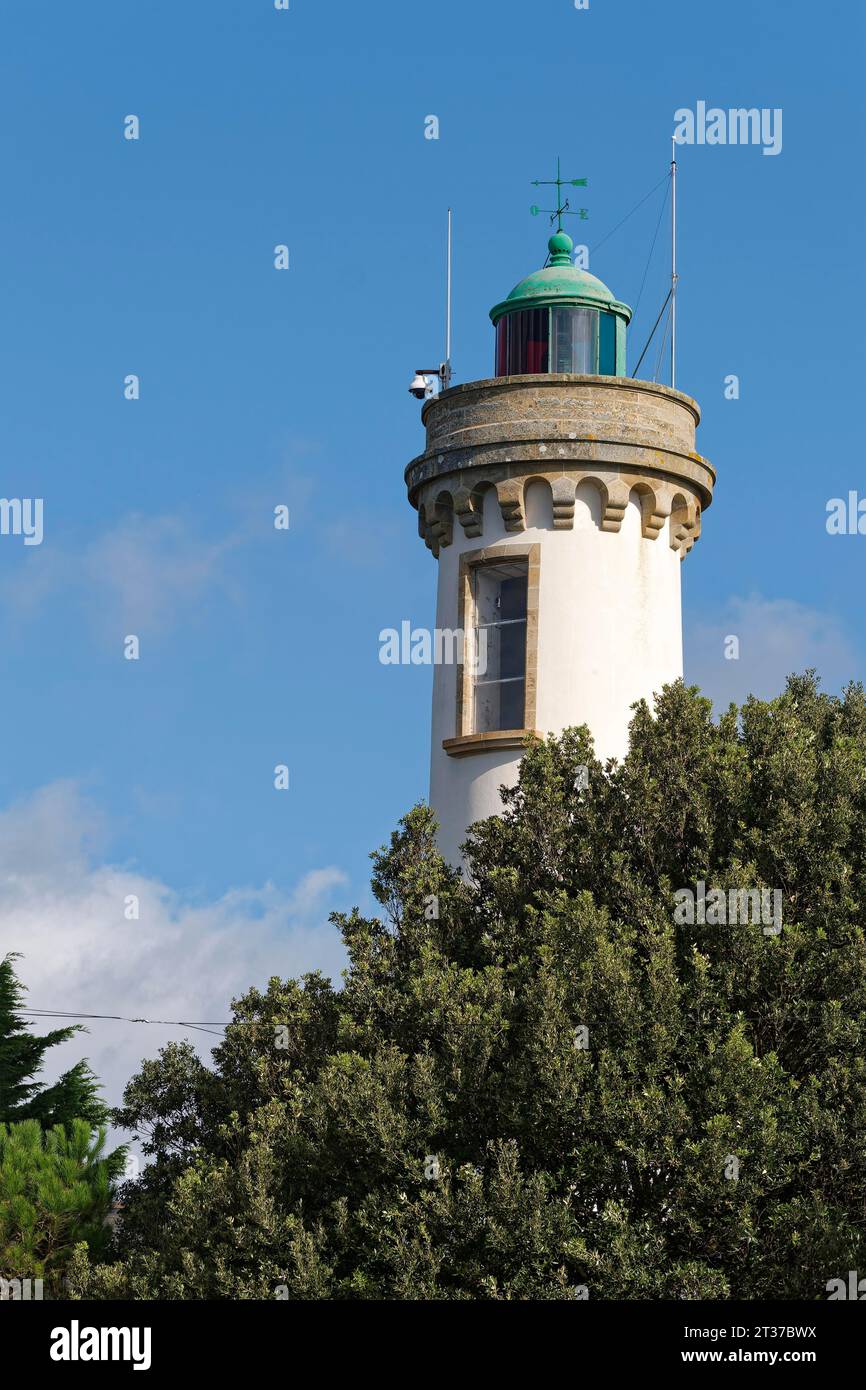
(0, 1119, 114, 1295)
(0, 954, 111, 1132)
(69, 676, 866, 1300)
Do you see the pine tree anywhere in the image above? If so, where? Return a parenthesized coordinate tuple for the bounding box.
(0, 953, 110, 1132)
(0, 1119, 114, 1294)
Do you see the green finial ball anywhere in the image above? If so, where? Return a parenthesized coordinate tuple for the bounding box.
(548, 230, 574, 265)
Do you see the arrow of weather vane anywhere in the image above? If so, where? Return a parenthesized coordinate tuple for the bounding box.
(530, 156, 589, 229)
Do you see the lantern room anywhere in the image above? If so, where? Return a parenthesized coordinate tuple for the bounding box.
(490, 230, 632, 378)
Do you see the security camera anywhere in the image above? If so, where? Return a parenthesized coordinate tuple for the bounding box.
(409, 366, 449, 401)
(409, 372, 431, 400)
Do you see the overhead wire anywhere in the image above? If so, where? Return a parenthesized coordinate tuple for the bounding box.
(631, 179, 671, 320)
(632, 288, 672, 377)
(19, 1008, 229, 1038)
(652, 297, 674, 382)
(588, 174, 668, 258)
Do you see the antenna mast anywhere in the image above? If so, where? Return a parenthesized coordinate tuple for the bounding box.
(407, 209, 453, 400)
(444, 207, 452, 388)
(671, 137, 678, 390)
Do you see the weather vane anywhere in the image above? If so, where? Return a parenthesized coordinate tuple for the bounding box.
(530, 156, 588, 229)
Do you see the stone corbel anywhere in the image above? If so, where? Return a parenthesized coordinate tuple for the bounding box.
(641, 494, 669, 540)
(432, 506, 453, 550)
(682, 508, 702, 556)
(453, 486, 483, 538)
(550, 477, 576, 530)
(669, 499, 700, 555)
(496, 480, 525, 532)
(600, 480, 631, 533)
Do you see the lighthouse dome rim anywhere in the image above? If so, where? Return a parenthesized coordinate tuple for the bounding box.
(490, 263, 632, 326)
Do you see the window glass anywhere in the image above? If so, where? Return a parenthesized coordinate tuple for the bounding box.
(472, 561, 528, 733)
(495, 309, 549, 375)
(495, 318, 508, 376)
(495, 307, 618, 376)
(551, 308, 598, 373)
(599, 311, 616, 374)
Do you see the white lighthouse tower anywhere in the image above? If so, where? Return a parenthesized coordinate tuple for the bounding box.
(406, 224, 715, 864)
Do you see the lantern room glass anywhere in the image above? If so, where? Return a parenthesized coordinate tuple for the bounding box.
(495, 306, 617, 376)
(551, 307, 598, 373)
(495, 308, 548, 375)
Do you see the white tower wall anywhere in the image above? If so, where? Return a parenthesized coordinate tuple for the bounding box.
(407, 375, 714, 865)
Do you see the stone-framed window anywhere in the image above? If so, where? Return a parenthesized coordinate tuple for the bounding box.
(443, 542, 540, 757)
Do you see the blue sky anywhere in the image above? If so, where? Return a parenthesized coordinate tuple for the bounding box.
(0, 0, 863, 1104)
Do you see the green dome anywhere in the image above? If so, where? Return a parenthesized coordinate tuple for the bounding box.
(490, 231, 631, 326)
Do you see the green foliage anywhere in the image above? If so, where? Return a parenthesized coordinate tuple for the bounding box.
(0, 1119, 114, 1293)
(0, 953, 111, 1133)
(70, 676, 866, 1300)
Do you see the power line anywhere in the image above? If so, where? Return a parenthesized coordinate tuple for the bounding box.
(20, 1008, 230, 1039)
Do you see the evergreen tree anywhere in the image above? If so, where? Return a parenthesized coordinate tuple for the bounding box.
(0, 953, 111, 1132)
(69, 676, 866, 1300)
(0, 1119, 114, 1295)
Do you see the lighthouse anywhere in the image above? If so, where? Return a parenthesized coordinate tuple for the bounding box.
(406, 225, 715, 865)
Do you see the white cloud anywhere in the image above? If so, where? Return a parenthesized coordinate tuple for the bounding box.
(0, 782, 349, 1126)
(84, 514, 239, 632)
(0, 512, 241, 640)
(0, 462, 321, 639)
(685, 593, 860, 709)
